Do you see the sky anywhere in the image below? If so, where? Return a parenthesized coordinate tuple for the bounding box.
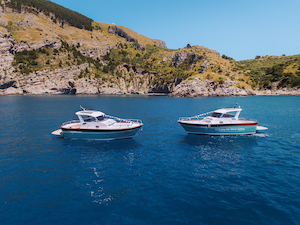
(50, 0, 300, 61)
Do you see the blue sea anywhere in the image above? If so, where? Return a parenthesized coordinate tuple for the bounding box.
(0, 95, 300, 225)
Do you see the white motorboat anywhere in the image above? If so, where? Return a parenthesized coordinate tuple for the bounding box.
(52, 107, 143, 140)
(178, 105, 267, 135)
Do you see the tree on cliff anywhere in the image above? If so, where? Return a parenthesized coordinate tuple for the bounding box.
(4, 0, 93, 31)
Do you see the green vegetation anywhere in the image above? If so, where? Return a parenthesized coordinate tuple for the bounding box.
(4, 0, 93, 30)
(100, 43, 190, 85)
(3, 21, 19, 41)
(14, 49, 39, 74)
(178, 56, 194, 70)
(13, 40, 96, 74)
(235, 55, 300, 89)
(102, 48, 130, 74)
(222, 55, 234, 60)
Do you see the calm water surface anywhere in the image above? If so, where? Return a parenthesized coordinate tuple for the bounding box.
(0, 95, 299, 224)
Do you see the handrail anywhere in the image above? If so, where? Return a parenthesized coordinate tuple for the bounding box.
(179, 110, 214, 121)
(179, 116, 204, 121)
(106, 115, 142, 124)
(62, 120, 80, 126)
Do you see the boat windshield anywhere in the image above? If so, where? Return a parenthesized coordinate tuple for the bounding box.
(96, 115, 106, 121)
(222, 113, 235, 118)
(211, 112, 222, 118)
(82, 116, 96, 122)
(211, 112, 236, 118)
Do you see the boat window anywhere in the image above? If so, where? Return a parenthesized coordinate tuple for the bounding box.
(83, 116, 96, 122)
(96, 115, 106, 121)
(222, 113, 235, 118)
(211, 112, 222, 118)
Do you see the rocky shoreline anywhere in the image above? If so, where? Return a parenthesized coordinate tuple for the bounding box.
(1, 91, 299, 97)
(1, 74, 299, 96)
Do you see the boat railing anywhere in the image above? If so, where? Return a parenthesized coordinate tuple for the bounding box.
(126, 119, 143, 124)
(179, 111, 214, 121)
(248, 118, 258, 123)
(234, 118, 258, 123)
(179, 116, 205, 121)
(107, 115, 142, 124)
(62, 120, 80, 126)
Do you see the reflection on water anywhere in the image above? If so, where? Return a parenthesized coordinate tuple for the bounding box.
(60, 138, 141, 152)
(182, 133, 258, 150)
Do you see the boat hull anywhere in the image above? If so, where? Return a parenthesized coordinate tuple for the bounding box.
(179, 122, 257, 135)
(61, 126, 142, 140)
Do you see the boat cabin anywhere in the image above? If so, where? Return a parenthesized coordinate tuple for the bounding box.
(74, 110, 116, 127)
(210, 108, 242, 120)
(75, 110, 106, 123)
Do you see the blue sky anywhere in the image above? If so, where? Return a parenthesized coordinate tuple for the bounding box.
(50, 0, 300, 61)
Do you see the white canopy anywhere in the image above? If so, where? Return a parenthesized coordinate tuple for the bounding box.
(75, 110, 105, 118)
(213, 108, 242, 114)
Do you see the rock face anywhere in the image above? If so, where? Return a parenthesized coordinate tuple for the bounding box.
(9, 39, 61, 54)
(0, 6, 7, 25)
(0, 33, 15, 84)
(149, 84, 170, 93)
(108, 26, 143, 50)
(169, 78, 256, 97)
(0, 33, 61, 54)
(0, 80, 17, 89)
(154, 40, 167, 48)
(0, 64, 91, 95)
(171, 51, 203, 67)
(0, 33, 14, 54)
(81, 43, 112, 58)
(0, 32, 63, 93)
(255, 88, 300, 96)
(15, 15, 37, 27)
(108, 26, 137, 43)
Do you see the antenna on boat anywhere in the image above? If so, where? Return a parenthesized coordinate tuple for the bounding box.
(233, 103, 238, 108)
(80, 105, 86, 111)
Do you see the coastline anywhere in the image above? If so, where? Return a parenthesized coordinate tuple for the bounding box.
(1, 72, 299, 97)
(1, 90, 299, 96)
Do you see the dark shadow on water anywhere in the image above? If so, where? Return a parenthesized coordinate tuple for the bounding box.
(59, 137, 141, 152)
(181, 133, 258, 150)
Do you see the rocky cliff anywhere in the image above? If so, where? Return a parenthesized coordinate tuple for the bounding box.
(0, 6, 173, 95)
(0, 29, 175, 95)
(169, 78, 255, 97)
(0, 1, 299, 96)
